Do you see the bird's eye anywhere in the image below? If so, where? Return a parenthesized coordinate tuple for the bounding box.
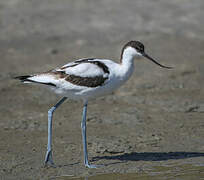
(137, 45, 144, 53)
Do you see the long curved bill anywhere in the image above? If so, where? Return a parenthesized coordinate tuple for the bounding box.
(143, 53, 173, 69)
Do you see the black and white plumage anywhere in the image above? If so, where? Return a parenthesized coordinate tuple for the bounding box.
(16, 41, 171, 101)
(15, 41, 172, 168)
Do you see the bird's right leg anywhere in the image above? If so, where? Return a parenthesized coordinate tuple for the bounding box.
(81, 102, 100, 168)
(44, 97, 67, 167)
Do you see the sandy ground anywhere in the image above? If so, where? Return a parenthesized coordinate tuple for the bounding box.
(0, 0, 204, 179)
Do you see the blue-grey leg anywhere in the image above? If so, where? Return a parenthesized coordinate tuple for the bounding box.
(44, 97, 67, 166)
(81, 102, 99, 168)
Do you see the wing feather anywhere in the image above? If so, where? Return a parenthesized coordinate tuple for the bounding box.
(16, 58, 110, 88)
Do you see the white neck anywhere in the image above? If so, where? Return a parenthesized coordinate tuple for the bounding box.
(119, 47, 136, 81)
(120, 46, 140, 65)
(121, 47, 137, 68)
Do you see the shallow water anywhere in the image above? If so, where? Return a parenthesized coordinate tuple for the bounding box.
(52, 164, 204, 180)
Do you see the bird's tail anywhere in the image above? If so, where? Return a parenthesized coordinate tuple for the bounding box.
(14, 75, 33, 82)
(14, 74, 56, 87)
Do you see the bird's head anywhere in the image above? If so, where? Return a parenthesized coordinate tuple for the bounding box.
(121, 41, 172, 69)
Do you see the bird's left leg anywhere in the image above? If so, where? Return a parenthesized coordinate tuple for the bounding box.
(44, 97, 67, 167)
(81, 101, 99, 168)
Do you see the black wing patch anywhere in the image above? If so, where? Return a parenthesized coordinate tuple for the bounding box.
(65, 75, 108, 87)
(62, 58, 110, 74)
(75, 58, 110, 74)
(74, 58, 96, 63)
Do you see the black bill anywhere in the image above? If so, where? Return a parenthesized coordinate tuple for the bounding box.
(143, 53, 173, 69)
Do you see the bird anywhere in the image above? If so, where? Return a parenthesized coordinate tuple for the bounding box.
(15, 40, 172, 168)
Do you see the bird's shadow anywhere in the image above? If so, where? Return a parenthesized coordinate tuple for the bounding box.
(54, 152, 204, 168)
(92, 151, 204, 163)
